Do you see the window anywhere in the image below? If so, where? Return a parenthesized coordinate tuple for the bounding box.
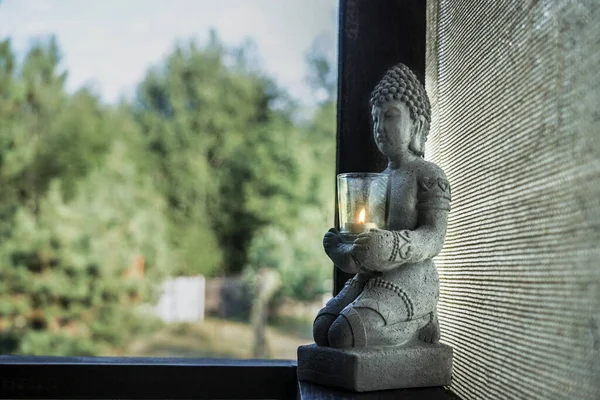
(9, 0, 596, 399)
(1, 1, 460, 399)
(0, 0, 338, 362)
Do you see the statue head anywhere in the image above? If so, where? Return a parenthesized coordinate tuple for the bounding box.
(370, 63, 431, 157)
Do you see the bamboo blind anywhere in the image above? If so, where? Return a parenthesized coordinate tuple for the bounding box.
(425, 1, 600, 399)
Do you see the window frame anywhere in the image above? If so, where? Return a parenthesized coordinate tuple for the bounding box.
(333, 0, 427, 295)
(0, 356, 297, 399)
(0, 1, 457, 399)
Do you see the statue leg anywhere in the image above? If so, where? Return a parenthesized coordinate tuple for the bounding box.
(418, 310, 441, 344)
(328, 306, 385, 348)
(327, 278, 435, 348)
(313, 273, 370, 346)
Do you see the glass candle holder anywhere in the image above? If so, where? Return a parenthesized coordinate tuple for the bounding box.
(337, 173, 389, 243)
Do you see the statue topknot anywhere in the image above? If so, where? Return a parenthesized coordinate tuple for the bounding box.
(370, 63, 431, 143)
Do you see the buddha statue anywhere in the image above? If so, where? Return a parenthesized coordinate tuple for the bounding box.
(313, 63, 451, 349)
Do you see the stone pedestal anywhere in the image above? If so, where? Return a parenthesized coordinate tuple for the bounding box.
(297, 343, 452, 392)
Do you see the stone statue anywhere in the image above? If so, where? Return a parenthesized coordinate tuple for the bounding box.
(298, 63, 453, 392)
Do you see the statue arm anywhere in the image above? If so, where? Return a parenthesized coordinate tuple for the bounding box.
(352, 171, 451, 272)
(386, 208, 448, 267)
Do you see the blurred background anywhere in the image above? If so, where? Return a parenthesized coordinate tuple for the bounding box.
(0, 0, 338, 359)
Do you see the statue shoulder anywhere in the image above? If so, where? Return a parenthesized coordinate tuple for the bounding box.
(412, 160, 451, 211)
(413, 159, 448, 181)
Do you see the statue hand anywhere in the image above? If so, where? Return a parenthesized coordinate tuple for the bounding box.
(323, 228, 343, 257)
(324, 228, 368, 274)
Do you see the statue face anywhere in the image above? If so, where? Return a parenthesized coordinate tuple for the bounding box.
(371, 100, 416, 158)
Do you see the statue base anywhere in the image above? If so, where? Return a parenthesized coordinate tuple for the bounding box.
(297, 342, 452, 392)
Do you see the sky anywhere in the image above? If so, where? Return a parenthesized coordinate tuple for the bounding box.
(0, 0, 338, 104)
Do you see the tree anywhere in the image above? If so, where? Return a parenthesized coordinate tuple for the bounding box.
(0, 30, 340, 357)
(133, 34, 306, 275)
(243, 40, 338, 302)
(0, 38, 171, 355)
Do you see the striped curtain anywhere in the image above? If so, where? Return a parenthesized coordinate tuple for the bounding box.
(426, 1, 600, 399)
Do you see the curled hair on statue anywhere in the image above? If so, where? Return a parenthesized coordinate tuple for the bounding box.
(370, 63, 431, 157)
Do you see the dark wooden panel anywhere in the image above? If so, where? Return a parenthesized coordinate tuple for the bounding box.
(0, 356, 297, 399)
(334, 0, 427, 295)
(299, 381, 461, 400)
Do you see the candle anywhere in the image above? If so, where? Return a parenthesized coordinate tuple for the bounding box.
(337, 173, 387, 242)
(343, 208, 379, 234)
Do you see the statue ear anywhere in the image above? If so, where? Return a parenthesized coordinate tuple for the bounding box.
(409, 116, 426, 157)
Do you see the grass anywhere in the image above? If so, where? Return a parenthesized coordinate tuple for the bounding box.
(125, 316, 313, 360)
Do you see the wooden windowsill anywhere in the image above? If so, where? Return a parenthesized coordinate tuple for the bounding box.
(0, 355, 297, 399)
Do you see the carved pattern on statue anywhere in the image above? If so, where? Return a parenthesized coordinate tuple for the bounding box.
(389, 230, 412, 261)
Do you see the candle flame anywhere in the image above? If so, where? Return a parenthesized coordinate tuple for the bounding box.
(358, 208, 366, 223)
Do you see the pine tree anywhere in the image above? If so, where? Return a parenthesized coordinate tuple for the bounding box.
(133, 34, 307, 275)
(0, 38, 171, 355)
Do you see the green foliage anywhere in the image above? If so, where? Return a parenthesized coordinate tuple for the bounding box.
(1, 142, 170, 354)
(0, 38, 169, 355)
(133, 35, 320, 275)
(243, 41, 337, 302)
(245, 207, 331, 301)
(0, 30, 338, 354)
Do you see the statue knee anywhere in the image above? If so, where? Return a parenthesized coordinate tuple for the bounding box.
(313, 313, 336, 346)
(328, 307, 385, 348)
(327, 315, 354, 348)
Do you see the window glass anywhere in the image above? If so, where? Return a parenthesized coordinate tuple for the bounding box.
(0, 0, 337, 359)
